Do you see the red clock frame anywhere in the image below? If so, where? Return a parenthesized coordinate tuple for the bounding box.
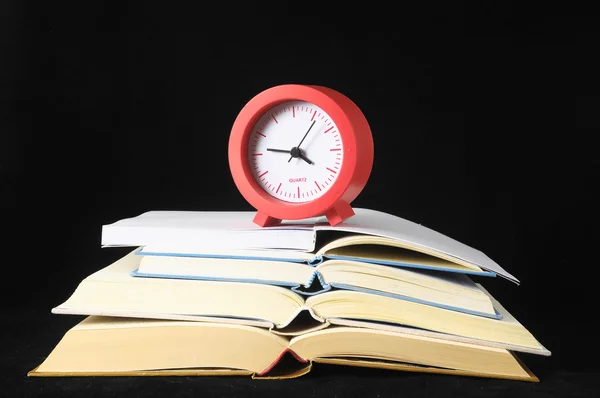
(228, 84, 374, 227)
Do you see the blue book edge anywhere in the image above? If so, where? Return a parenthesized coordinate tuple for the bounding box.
(135, 249, 496, 277)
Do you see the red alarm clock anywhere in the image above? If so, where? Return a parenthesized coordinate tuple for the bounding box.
(228, 84, 374, 227)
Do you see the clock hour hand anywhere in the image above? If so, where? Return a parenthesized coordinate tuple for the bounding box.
(267, 148, 289, 153)
(266, 148, 291, 154)
(298, 153, 314, 165)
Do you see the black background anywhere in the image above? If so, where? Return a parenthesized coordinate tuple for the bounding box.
(2, 2, 599, 397)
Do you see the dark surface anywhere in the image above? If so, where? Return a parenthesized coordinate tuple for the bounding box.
(2, 2, 599, 396)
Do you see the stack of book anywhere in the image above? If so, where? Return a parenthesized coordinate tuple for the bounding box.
(30, 208, 549, 381)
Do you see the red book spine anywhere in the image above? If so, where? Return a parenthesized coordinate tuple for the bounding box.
(257, 348, 308, 376)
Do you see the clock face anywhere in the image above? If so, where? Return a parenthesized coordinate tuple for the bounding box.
(247, 100, 343, 203)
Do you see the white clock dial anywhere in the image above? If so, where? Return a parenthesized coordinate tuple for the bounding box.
(247, 100, 343, 203)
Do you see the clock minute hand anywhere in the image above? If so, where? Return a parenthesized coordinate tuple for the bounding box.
(289, 120, 316, 162)
(296, 120, 316, 148)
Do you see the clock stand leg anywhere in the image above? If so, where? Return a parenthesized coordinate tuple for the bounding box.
(253, 211, 282, 227)
(325, 201, 355, 226)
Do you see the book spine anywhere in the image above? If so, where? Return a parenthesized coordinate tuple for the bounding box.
(309, 256, 324, 266)
(256, 348, 309, 377)
(290, 271, 330, 296)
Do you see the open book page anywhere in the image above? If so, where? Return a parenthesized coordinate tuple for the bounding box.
(312, 208, 518, 283)
(316, 235, 491, 275)
(328, 283, 551, 356)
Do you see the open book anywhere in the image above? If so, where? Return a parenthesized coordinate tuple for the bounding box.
(101, 208, 518, 283)
(132, 254, 499, 317)
(52, 250, 549, 356)
(29, 316, 539, 381)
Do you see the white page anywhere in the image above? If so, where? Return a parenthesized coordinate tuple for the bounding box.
(313, 208, 518, 284)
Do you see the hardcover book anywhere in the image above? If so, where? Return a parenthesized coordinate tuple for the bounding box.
(29, 316, 540, 381)
(131, 254, 499, 318)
